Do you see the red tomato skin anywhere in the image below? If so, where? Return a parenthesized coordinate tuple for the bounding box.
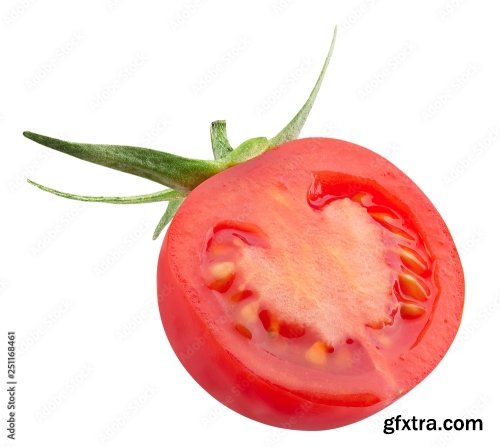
(157, 138, 464, 430)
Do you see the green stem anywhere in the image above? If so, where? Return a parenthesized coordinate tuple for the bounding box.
(210, 120, 233, 160)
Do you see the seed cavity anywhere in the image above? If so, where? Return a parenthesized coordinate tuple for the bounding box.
(206, 240, 233, 256)
(203, 261, 235, 292)
(367, 207, 414, 240)
(278, 321, 306, 339)
(213, 220, 270, 248)
(259, 309, 279, 334)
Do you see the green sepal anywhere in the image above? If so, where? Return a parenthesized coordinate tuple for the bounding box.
(224, 137, 269, 166)
(23, 131, 221, 192)
(269, 26, 337, 147)
(152, 199, 183, 240)
(27, 179, 183, 204)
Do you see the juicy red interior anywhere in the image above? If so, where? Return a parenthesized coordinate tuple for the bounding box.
(200, 171, 437, 374)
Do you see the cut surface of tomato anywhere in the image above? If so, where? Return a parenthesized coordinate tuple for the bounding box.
(157, 138, 464, 430)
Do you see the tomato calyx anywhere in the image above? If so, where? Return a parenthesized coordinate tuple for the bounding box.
(23, 28, 337, 239)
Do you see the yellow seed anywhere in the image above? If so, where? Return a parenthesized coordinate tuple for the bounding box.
(240, 301, 259, 323)
(209, 261, 235, 280)
(269, 320, 280, 334)
(203, 261, 236, 292)
(305, 341, 328, 365)
(398, 272, 428, 301)
(400, 302, 426, 320)
(399, 246, 428, 276)
(369, 210, 395, 223)
(234, 324, 252, 339)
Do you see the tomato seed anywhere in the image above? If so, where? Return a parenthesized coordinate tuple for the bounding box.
(258, 309, 280, 334)
(367, 206, 398, 220)
(210, 261, 235, 278)
(399, 246, 429, 276)
(203, 261, 236, 292)
(305, 341, 329, 365)
(230, 289, 253, 302)
(234, 324, 252, 339)
(398, 272, 429, 301)
(240, 301, 259, 323)
(400, 303, 426, 320)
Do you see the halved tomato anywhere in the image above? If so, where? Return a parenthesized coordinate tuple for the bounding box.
(157, 137, 464, 430)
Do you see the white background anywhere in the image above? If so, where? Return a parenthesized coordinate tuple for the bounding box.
(1, 0, 499, 446)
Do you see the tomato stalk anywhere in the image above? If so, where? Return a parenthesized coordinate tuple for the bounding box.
(210, 120, 233, 159)
(24, 26, 337, 238)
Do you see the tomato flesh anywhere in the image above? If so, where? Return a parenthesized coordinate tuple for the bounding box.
(157, 138, 464, 430)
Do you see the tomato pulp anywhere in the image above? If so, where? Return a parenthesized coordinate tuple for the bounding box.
(157, 138, 464, 430)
